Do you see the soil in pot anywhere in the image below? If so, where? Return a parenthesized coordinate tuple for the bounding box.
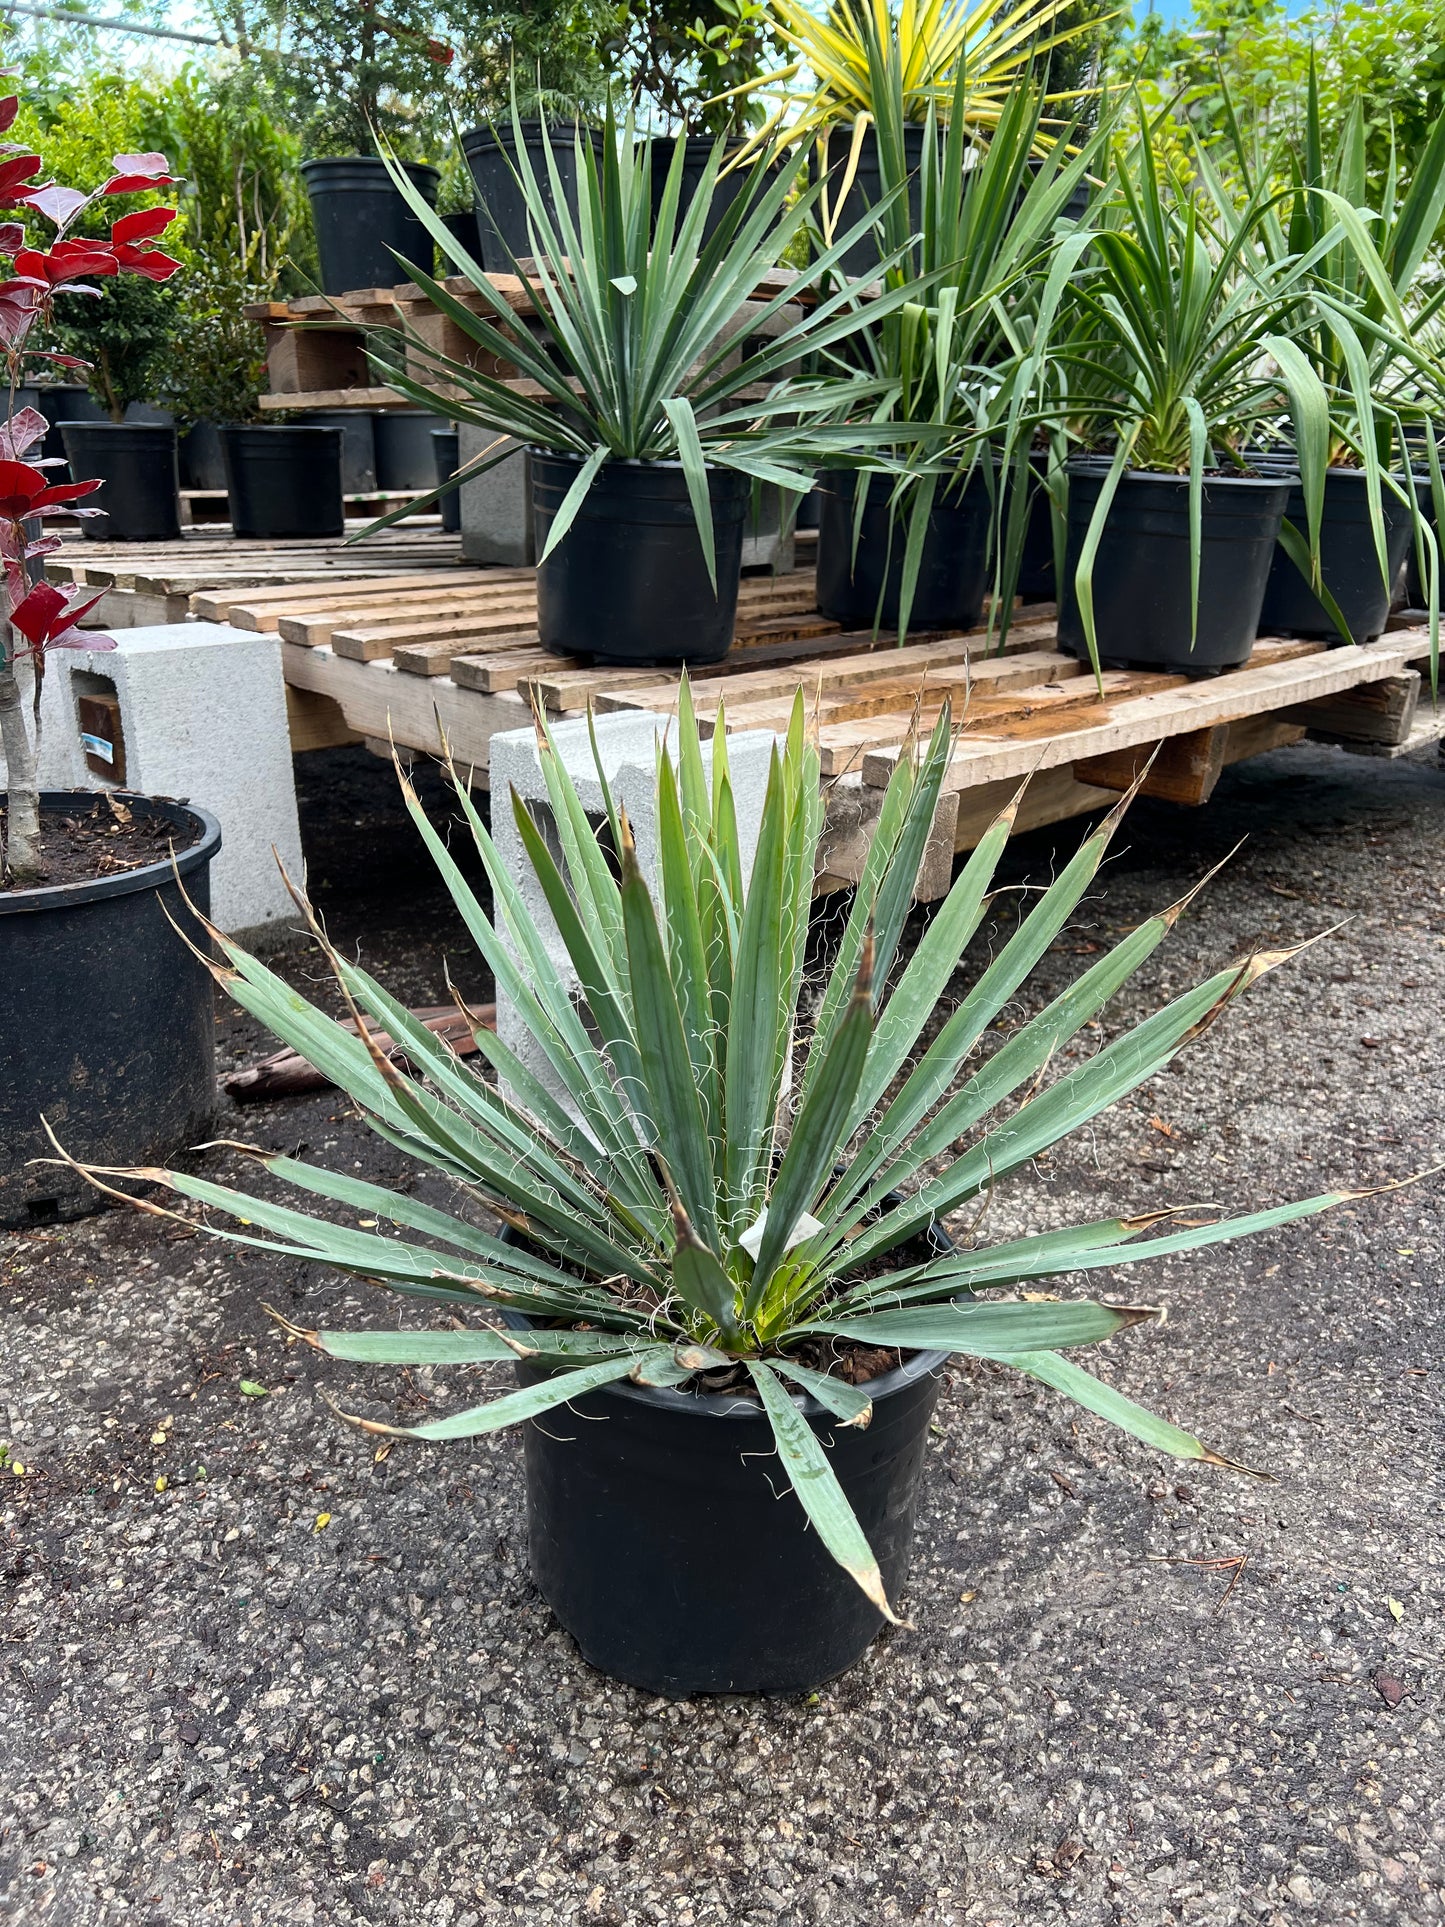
(1057, 463, 1290, 674)
(432, 427, 461, 532)
(300, 157, 441, 297)
(815, 466, 992, 632)
(462, 122, 598, 275)
(531, 453, 748, 666)
(220, 425, 344, 539)
(59, 421, 180, 542)
(1257, 467, 1421, 644)
(0, 791, 220, 1226)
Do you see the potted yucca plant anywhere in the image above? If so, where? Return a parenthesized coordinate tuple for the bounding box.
(1216, 71, 1445, 647)
(1052, 106, 1333, 677)
(74, 693, 1352, 1695)
(812, 28, 1102, 638)
(0, 88, 220, 1225)
(373, 108, 946, 666)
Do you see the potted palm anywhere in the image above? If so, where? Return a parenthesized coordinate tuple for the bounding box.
(1052, 109, 1332, 677)
(1220, 74, 1445, 646)
(374, 110, 950, 665)
(76, 695, 1358, 1694)
(813, 32, 1103, 637)
(0, 107, 220, 1225)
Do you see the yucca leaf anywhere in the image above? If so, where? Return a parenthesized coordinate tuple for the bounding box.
(347, 1351, 670, 1441)
(1001, 1349, 1245, 1468)
(305, 1326, 647, 1366)
(748, 1359, 899, 1624)
(808, 1300, 1159, 1354)
(769, 1358, 874, 1427)
(670, 1200, 741, 1336)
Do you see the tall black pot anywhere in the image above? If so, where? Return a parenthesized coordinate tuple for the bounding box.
(817, 122, 938, 278)
(512, 1326, 949, 1695)
(1017, 472, 1061, 603)
(462, 122, 598, 274)
(532, 452, 748, 666)
(439, 207, 480, 268)
(300, 157, 441, 296)
(0, 793, 220, 1226)
(59, 422, 180, 542)
(374, 408, 442, 491)
(1258, 467, 1420, 644)
(308, 410, 377, 495)
(647, 135, 776, 244)
(432, 427, 461, 532)
(816, 466, 992, 632)
(37, 385, 105, 462)
(1058, 462, 1290, 674)
(220, 425, 344, 539)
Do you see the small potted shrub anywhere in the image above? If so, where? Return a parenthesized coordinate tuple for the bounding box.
(79, 696, 1359, 1693)
(292, 0, 449, 292)
(1053, 110, 1331, 677)
(162, 258, 270, 497)
(377, 109, 942, 666)
(0, 93, 220, 1224)
(39, 166, 187, 541)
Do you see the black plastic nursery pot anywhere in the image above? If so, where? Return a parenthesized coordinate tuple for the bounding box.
(1257, 467, 1420, 644)
(462, 122, 598, 275)
(309, 410, 378, 496)
(0, 793, 220, 1227)
(432, 427, 461, 532)
(374, 408, 442, 491)
(38, 384, 105, 461)
(1057, 463, 1291, 674)
(440, 207, 480, 265)
(59, 421, 180, 542)
(531, 453, 749, 665)
(1018, 471, 1061, 602)
(512, 1327, 950, 1696)
(818, 122, 937, 278)
(178, 419, 228, 492)
(300, 157, 441, 297)
(219, 425, 345, 539)
(815, 466, 992, 632)
(648, 135, 774, 244)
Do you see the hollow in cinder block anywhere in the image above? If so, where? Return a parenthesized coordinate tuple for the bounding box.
(4, 622, 303, 943)
(489, 709, 779, 1112)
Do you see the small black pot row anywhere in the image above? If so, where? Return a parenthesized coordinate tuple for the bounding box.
(53, 418, 463, 541)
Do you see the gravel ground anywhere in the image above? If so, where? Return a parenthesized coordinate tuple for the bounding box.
(2, 738, 1443, 1927)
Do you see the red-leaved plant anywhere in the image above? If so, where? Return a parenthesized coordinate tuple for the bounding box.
(0, 72, 181, 885)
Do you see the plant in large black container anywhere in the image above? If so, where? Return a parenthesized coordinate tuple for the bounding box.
(79, 695, 1362, 1694)
(0, 93, 219, 1223)
(372, 109, 946, 666)
(1052, 107, 1332, 677)
(814, 29, 1103, 638)
(1218, 70, 1445, 651)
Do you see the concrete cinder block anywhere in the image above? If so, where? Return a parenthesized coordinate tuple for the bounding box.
(489, 709, 779, 1109)
(458, 427, 534, 566)
(3, 622, 303, 942)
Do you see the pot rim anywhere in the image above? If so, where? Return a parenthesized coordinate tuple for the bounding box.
(528, 447, 753, 487)
(1066, 458, 1294, 489)
(300, 155, 440, 183)
(0, 790, 222, 917)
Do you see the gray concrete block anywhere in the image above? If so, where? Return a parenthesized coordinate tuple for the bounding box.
(3, 622, 303, 940)
(489, 709, 780, 1113)
(458, 428, 534, 566)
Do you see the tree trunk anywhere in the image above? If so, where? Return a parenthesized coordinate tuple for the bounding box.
(0, 645, 43, 885)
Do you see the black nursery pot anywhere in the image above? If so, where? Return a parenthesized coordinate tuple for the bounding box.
(1257, 467, 1420, 644)
(513, 1334, 949, 1696)
(1018, 470, 1062, 603)
(374, 408, 442, 491)
(220, 425, 345, 539)
(817, 122, 938, 278)
(462, 122, 598, 275)
(59, 421, 180, 542)
(178, 419, 228, 492)
(531, 453, 749, 666)
(0, 793, 220, 1226)
(432, 427, 461, 532)
(1057, 462, 1290, 674)
(816, 466, 992, 632)
(648, 135, 768, 244)
(300, 157, 441, 297)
